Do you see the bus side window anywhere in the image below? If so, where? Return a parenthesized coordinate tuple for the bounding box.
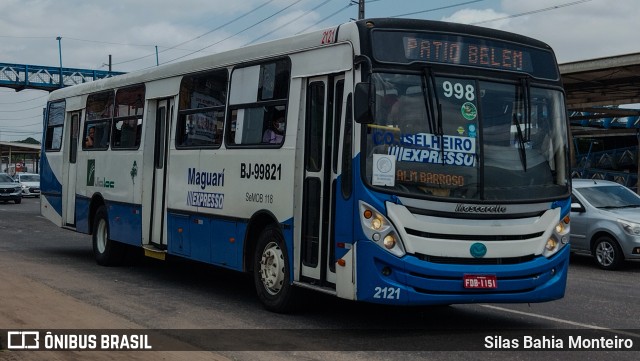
(177, 69, 228, 149)
(226, 59, 290, 147)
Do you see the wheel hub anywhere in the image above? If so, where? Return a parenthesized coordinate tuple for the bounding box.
(260, 242, 285, 295)
(595, 242, 614, 267)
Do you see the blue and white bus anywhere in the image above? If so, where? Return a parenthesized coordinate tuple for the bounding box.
(40, 18, 571, 312)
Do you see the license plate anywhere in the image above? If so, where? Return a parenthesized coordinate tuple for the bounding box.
(463, 274, 497, 289)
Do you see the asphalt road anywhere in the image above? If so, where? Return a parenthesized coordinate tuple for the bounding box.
(1, 197, 639, 360)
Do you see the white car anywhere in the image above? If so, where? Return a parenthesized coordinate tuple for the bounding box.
(13, 173, 40, 198)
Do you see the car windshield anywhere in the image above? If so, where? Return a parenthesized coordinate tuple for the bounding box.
(20, 175, 40, 182)
(364, 72, 569, 201)
(577, 185, 640, 209)
(0, 174, 13, 182)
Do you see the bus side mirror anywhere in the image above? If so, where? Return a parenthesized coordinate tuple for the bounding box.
(354, 82, 375, 124)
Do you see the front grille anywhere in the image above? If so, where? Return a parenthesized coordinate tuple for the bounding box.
(406, 228, 544, 241)
(30, 187, 40, 193)
(416, 253, 536, 265)
(0, 188, 13, 194)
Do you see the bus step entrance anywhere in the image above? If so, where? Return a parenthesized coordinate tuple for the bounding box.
(143, 245, 166, 261)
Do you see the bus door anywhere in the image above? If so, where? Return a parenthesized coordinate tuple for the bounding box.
(300, 74, 345, 288)
(149, 98, 173, 248)
(63, 111, 81, 226)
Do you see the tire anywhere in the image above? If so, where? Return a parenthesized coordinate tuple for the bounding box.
(593, 236, 624, 270)
(92, 205, 123, 266)
(14, 198, 21, 204)
(253, 225, 297, 313)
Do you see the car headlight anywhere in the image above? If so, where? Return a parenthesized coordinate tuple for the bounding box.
(618, 219, 640, 236)
(543, 215, 570, 258)
(359, 201, 405, 257)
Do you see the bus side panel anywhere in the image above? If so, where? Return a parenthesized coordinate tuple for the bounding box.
(167, 213, 191, 256)
(107, 202, 142, 246)
(75, 196, 91, 234)
(210, 219, 239, 268)
(40, 150, 64, 227)
(166, 212, 244, 271)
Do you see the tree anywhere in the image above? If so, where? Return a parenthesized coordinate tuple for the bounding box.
(16, 137, 41, 145)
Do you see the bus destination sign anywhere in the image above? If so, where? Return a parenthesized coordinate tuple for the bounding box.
(404, 37, 525, 72)
(372, 31, 558, 79)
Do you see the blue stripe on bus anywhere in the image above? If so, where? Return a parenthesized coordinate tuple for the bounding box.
(39, 152, 63, 216)
(166, 212, 294, 272)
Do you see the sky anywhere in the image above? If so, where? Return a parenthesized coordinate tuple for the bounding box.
(1, 0, 639, 142)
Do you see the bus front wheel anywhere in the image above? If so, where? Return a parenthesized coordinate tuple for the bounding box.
(253, 225, 297, 313)
(92, 206, 123, 266)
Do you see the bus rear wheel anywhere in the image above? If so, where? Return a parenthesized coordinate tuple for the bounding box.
(253, 225, 297, 313)
(92, 205, 123, 266)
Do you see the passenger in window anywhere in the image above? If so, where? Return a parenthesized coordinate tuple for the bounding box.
(262, 115, 285, 144)
(121, 119, 138, 147)
(85, 127, 95, 147)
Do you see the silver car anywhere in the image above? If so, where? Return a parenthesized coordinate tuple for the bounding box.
(571, 179, 640, 270)
(0, 173, 22, 204)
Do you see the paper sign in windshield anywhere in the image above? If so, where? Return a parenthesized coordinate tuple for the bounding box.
(372, 154, 396, 186)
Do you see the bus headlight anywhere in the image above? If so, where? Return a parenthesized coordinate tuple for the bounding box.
(544, 216, 570, 258)
(359, 201, 405, 257)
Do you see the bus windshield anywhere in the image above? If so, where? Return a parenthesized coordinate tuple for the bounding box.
(364, 72, 569, 201)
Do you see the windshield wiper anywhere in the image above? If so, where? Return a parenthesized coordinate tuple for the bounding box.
(513, 77, 532, 171)
(513, 113, 527, 171)
(420, 69, 436, 135)
(422, 68, 444, 164)
(599, 204, 640, 209)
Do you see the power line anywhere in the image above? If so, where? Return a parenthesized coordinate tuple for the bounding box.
(113, 0, 279, 67)
(1, 122, 42, 128)
(0, 94, 48, 105)
(390, 0, 485, 18)
(0, 104, 45, 113)
(245, 0, 334, 46)
(0, 115, 42, 121)
(472, 0, 593, 24)
(296, 2, 354, 34)
(158, 0, 306, 67)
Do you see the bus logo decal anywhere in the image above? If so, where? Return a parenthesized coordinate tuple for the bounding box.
(470, 243, 487, 258)
(187, 191, 224, 209)
(87, 159, 95, 186)
(187, 168, 225, 190)
(455, 204, 506, 213)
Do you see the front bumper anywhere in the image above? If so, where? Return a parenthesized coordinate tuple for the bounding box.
(355, 240, 569, 305)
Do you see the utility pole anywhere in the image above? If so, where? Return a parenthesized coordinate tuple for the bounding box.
(351, 0, 365, 20)
(56, 36, 63, 87)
